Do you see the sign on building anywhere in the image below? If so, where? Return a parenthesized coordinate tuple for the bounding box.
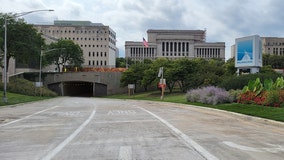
(235, 35, 262, 74)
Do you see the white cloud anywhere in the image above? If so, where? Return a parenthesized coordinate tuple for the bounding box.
(1, 0, 284, 59)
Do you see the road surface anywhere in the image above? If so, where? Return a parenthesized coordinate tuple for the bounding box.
(0, 97, 284, 160)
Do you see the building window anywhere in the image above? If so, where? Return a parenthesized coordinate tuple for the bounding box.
(186, 42, 189, 52)
(170, 42, 173, 52)
(166, 42, 169, 52)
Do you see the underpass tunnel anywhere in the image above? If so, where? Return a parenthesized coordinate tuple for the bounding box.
(48, 81, 108, 97)
(63, 81, 93, 97)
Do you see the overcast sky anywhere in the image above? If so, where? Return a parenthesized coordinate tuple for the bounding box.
(1, 0, 284, 60)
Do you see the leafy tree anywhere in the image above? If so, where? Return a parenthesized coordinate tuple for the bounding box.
(116, 57, 126, 68)
(185, 58, 225, 90)
(172, 58, 198, 92)
(120, 62, 148, 91)
(263, 54, 284, 69)
(121, 57, 237, 93)
(223, 57, 236, 76)
(0, 13, 44, 70)
(44, 39, 84, 72)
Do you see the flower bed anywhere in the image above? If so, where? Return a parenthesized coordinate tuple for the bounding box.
(237, 77, 284, 107)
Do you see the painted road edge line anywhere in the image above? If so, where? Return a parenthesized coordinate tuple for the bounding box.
(41, 108, 96, 160)
(0, 105, 59, 128)
(139, 107, 219, 160)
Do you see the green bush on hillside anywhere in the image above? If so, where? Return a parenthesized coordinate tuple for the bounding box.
(0, 77, 57, 97)
(219, 73, 282, 90)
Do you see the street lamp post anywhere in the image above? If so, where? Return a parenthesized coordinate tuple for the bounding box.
(3, 9, 54, 102)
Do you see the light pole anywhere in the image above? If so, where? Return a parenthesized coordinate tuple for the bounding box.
(3, 9, 54, 102)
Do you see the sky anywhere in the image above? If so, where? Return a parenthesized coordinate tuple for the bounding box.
(1, 0, 284, 60)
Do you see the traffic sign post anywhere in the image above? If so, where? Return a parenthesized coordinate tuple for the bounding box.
(158, 67, 166, 100)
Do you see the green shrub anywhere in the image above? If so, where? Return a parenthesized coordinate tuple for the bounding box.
(265, 90, 281, 107)
(220, 73, 282, 90)
(0, 77, 57, 97)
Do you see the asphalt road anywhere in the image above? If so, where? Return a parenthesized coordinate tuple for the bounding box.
(0, 97, 284, 160)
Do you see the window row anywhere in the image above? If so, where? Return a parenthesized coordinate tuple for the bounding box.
(196, 48, 221, 58)
(162, 41, 190, 52)
(42, 29, 106, 34)
(273, 48, 284, 55)
(62, 37, 108, 41)
(162, 52, 188, 57)
(89, 52, 107, 57)
(40, 29, 116, 39)
(130, 47, 155, 55)
(80, 44, 107, 48)
(266, 42, 284, 46)
(88, 60, 107, 66)
(61, 37, 116, 45)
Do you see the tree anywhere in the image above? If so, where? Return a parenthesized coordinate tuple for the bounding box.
(171, 58, 198, 92)
(120, 62, 148, 92)
(116, 57, 126, 68)
(223, 57, 236, 76)
(44, 39, 84, 72)
(263, 54, 284, 69)
(0, 13, 44, 70)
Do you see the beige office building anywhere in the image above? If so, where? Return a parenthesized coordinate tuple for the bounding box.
(261, 37, 284, 55)
(34, 20, 118, 71)
(125, 30, 225, 61)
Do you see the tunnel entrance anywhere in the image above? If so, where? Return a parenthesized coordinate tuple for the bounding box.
(48, 81, 108, 97)
(64, 81, 93, 97)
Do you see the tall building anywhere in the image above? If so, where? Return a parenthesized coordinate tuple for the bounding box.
(261, 37, 284, 55)
(125, 29, 225, 61)
(34, 20, 118, 71)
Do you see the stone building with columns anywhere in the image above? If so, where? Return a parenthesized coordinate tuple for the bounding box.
(261, 37, 284, 55)
(125, 29, 225, 61)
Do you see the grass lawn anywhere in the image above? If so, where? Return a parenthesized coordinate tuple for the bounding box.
(0, 91, 51, 107)
(107, 90, 284, 122)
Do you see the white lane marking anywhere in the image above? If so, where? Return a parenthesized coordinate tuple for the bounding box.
(0, 105, 59, 127)
(223, 141, 261, 152)
(119, 146, 132, 160)
(223, 141, 284, 153)
(41, 108, 96, 160)
(107, 110, 136, 115)
(95, 119, 155, 124)
(139, 107, 219, 160)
